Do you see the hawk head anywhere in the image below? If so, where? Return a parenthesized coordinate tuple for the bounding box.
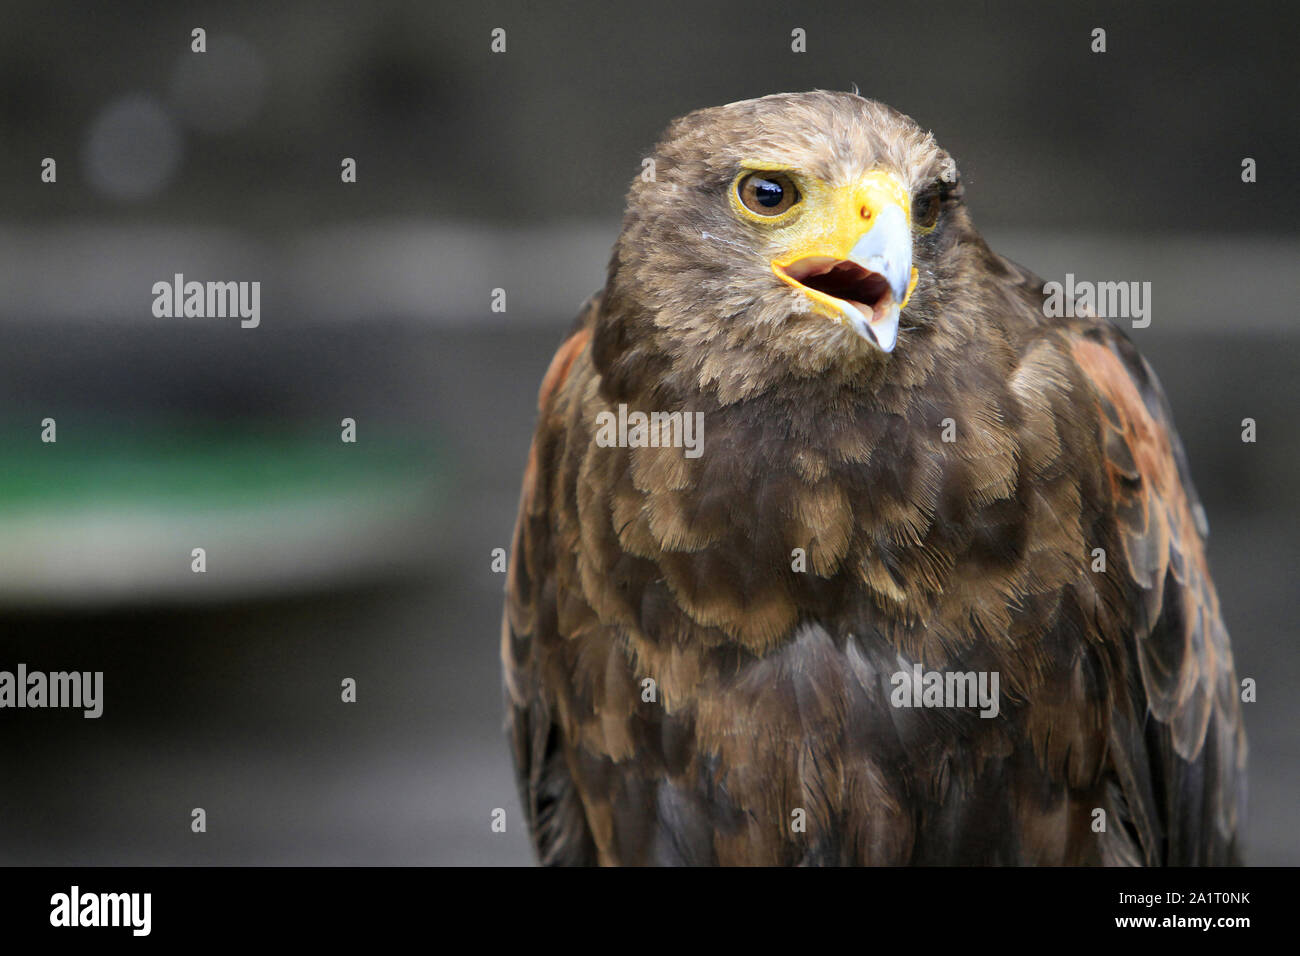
(597, 91, 981, 404)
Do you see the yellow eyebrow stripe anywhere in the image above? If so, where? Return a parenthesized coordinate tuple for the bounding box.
(738, 159, 798, 173)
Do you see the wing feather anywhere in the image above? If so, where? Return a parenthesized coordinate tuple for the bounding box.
(502, 294, 600, 865)
(1068, 324, 1246, 864)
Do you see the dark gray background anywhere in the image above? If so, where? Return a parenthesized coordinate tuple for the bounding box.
(0, 0, 1295, 865)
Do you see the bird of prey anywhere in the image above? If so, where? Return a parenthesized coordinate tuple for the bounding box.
(501, 91, 1246, 865)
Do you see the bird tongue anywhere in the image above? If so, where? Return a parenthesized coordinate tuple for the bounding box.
(800, 261, 891, 312)
(808, 266, 898, 351)
(779, 257, 901, 352)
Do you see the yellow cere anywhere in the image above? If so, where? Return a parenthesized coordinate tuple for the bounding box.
(733, 165, 920, 316)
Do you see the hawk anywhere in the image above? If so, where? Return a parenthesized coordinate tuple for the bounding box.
(501, 91, 1246, 865)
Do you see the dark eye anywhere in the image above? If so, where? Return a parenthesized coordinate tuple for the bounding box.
(738, 172, 799, 216)
(913, 189, 942, 229)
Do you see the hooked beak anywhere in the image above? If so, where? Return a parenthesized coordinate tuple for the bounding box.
(772, 170, 918, 353)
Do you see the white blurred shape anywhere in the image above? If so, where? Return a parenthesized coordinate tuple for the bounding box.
(82, 94, 182, 201)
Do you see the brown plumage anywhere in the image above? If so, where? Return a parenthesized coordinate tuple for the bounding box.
(502, 91, 1246, 865)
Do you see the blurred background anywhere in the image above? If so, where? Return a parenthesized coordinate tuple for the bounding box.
(0, 0, 1295, 865)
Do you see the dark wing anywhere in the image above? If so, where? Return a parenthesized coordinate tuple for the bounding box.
(501, 294, 600, 865)
(1066, 322, 1246, 865)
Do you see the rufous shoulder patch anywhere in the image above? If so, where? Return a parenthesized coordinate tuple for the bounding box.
(538, 328, 591, 414)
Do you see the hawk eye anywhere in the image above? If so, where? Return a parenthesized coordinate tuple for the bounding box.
(737, 172, 799, 216)
(914, 189, 942, 229)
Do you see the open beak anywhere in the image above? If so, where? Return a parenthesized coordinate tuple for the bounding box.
(772, 170, 918, 352)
